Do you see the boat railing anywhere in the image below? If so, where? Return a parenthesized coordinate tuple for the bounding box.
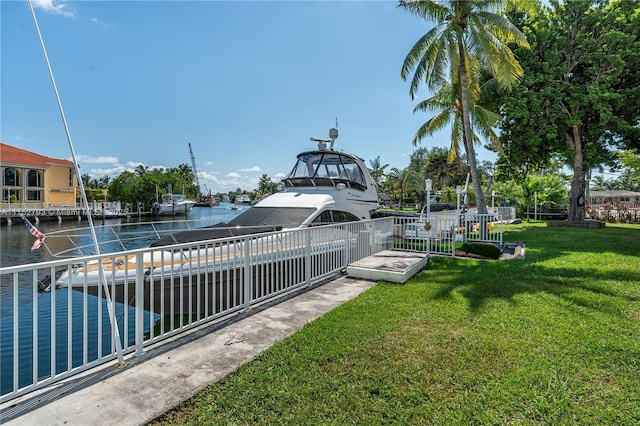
(0, 218, 398, 405)
(40, 215, 397, 260)
(41, 219, 254, 258)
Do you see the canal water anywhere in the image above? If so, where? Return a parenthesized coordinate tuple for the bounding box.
(0, 203, 244, 397)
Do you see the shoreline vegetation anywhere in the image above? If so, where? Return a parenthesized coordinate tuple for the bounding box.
(150, 222, 640, 425)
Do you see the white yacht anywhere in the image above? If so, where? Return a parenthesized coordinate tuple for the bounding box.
(55, 126, 381, 313)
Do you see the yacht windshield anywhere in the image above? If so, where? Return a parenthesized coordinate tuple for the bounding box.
(287, 152, 366, 188)
(228, 207, 317, 228)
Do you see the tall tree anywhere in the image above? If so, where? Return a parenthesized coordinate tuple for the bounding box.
(134, 165, 149, 177)
(411, 67, 502, 165)
(497, 0, 640, 222)
(368, 156, 389, 188)
(256, 174, 278, 196)
(399, 0, 529, 214)
(388, 166, 422, 208)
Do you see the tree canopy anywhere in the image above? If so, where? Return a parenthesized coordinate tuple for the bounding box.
(495, 0, 640, 221)
(399, 0, 529, 214)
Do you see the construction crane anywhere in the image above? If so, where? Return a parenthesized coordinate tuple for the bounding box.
(188, 143, 202, 196)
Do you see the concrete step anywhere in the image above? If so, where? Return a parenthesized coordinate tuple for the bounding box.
(347, 250, 428, 284)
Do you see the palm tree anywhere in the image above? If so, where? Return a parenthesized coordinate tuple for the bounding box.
(388, 167, 421, 209)
(412, 79, 502, 165)
(424, 147, 454, 189)
(177, 163, 194, 183)
(99, 175, 111, 189)
(134, 165, 148, 177)
(399, 0, 529, 214)
(368, 156, 389, 187)
(257, 174, 275, 196)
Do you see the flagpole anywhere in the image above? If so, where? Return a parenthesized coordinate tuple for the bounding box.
(28, 1, 124, 364)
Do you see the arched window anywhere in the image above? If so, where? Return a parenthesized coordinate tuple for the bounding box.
(3, 168, 20, 186)
(28, 170, 42, 187)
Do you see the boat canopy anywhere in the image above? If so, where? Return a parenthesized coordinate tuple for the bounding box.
(283, 151, 367, 191)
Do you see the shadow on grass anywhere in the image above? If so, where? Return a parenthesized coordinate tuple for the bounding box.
(415, 223, 640, 316)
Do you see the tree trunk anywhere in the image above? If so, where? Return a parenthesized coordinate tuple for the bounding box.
(567, 125, 586, 222)
(457, 34, 488, 215)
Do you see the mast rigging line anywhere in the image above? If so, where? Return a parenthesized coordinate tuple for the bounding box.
(28, 0, 124, 363)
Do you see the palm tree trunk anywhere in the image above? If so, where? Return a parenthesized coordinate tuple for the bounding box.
(457, 35, 488, 215)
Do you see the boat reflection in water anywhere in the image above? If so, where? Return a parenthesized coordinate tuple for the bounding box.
(54, 126, 382, 315)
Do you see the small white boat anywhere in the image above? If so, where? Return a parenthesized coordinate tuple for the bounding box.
(152, 193, 196, 216)
(236, 194, 252, 204)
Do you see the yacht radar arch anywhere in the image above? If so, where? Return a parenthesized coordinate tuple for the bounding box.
(310, 125, 338, 151)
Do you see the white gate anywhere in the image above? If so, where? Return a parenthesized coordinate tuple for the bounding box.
(394, 211, 503, 256)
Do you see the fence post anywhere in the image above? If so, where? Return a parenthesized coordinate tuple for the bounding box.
(135, 252, 145, 357)
(305, 230, 312, 286)
(243, 238, 251, 311)
(344, 225, 350, 266)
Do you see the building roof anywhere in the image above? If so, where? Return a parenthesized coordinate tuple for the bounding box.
(590, 190, 640, 197)
(0, 142, 75, 168)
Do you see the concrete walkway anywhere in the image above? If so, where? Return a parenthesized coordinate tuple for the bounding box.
(1, 276, 377, 426)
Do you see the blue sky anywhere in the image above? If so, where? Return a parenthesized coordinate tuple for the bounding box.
(2, 0, 498, 194)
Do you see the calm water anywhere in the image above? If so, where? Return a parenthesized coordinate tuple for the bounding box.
(0, 203, 245, 267)
(0, 203, 243, 397)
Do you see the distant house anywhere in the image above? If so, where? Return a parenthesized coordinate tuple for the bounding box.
(589, 190, 640, 206)
(0, 142, 79, 207)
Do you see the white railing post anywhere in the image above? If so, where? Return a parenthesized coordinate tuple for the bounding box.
(12, 274, 19, 392)
(135, 252, 145, 357)
(305, 230, 312, 286)
(343, 225, 350, 267)
(243, 237, 252, 311)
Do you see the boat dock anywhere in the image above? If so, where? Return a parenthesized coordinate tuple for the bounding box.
(0, 251, 427, 426)
(0, 204, 133, 225)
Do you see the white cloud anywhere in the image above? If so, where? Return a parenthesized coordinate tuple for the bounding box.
(88, 166, 127, 177)
(89, 16, 115, 28)
(123, 161, 142, 168)
(32, 0, 76, 18)
(239, 166, 261, 173)
(76, 154, 119, 165)
(227, 172, 240, 178)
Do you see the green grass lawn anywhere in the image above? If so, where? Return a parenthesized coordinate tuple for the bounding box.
(150, 222, 640, 425)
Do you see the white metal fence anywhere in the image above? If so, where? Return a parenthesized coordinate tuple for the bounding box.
(0, 213, 503, 404)
(0, 219, 395, 403)
(393, 211, 504, 256)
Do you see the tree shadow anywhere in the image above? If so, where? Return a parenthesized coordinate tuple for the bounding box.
(418, 224, 640, 318)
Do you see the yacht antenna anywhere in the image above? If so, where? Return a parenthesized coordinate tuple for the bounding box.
(28, 0, 124, 363)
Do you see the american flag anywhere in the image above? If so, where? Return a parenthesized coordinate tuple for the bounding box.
(20, 215, 46, 251)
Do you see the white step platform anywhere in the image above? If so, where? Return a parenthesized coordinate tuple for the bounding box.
(346, 250, 429, 284)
